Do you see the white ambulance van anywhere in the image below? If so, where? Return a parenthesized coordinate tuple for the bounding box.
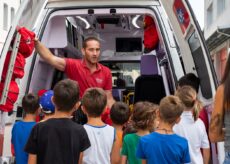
(0, 0, 222, 163)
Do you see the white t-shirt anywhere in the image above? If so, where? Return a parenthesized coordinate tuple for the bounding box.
(83, 124, 115, 164)
(173, 111, 210, 164)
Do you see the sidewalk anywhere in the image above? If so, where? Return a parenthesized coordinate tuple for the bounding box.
(0, 119, 14, 164)
(2, 112, 16, 157)
(3, 123, 13, 157)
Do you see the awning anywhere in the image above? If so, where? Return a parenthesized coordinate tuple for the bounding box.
(206, 26, 230, 51)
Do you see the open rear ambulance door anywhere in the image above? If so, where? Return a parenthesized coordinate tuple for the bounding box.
(0, 0, 47, 157)
(0, 0, 47, 105)
(161, 0, 217, 97)
(160, 0, 221, 163)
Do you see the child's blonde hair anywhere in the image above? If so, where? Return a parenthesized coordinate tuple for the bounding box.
(131, 101, 158, 131)
(159, 96, 184, 124)
(175, 85, 202, 121)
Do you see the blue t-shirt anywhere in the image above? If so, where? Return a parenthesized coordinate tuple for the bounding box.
(136, 132, 190, 164)
(11, 121, 36, 164)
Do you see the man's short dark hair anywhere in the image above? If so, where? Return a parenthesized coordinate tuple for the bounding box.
(178, 73, 200, 93)
(53, 79, 80, 112)
(82, 36, 100, 49)
(159, 96, 184, 124)
(110, 102, 130, 125)
(22, 93, 39, 114)
(82, 88, 107, 117)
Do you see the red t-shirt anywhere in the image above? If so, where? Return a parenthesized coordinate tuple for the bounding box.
(65, 59, 112, 97)
(199, 108, 209, 133)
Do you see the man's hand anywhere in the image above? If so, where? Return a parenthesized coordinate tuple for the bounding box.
(105, 90, 115, 109)
(28, 154, 37, 164)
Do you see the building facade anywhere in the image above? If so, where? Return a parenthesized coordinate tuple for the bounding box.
(0, 0, 21, 53)
(204, 0, 230, 82)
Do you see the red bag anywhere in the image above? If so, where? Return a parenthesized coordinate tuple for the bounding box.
(18, 27, 35, 58)
(144, 15, 155, 27)
(2, 51, 26, 80)
(37, 89, 48, 97)
(144, 16, 159, 51)
(101, 107, 112, 125)
(0, 81, 19, 112)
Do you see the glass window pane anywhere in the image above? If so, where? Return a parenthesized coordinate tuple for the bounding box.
(3, 4, 8, 30)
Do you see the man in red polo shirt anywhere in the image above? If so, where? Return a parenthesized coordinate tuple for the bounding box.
(34, 36, 115, 109)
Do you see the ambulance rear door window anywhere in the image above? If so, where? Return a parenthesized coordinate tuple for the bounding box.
(188, 32, 212, 99)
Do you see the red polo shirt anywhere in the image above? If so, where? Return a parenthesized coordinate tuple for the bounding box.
(64, 59, 112, 98)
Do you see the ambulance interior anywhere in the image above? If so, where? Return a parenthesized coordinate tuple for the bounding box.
(29, 9, 175, 108)
(0, 2, 215, 121)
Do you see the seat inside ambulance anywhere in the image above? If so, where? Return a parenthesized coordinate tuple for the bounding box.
(134, 55, 166, 104)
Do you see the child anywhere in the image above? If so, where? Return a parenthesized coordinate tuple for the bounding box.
(121, 101, 158, 164)
(11, 93, 39, 164)
(25, 79, 90, 164)
(110, 101, 130, 148)
(39, 90, 55, 121)
(177, 73, 209, 133)
(174, 86, 210, 164)
(136, 96, 190, 164)
(81, 87, 119, 164)
(178, 73, 200, 93)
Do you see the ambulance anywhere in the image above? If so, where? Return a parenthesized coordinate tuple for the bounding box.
(0, 0, 222, 163)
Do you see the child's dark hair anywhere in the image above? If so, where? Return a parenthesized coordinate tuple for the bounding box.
(178, 73, 200, 93)
(175, 86, 201, 121)
(82, 88, 107, 117)
(53, 79, 80, 112)
(110, 102, 130, 125)
(131, 101, 158, 130)
(22, 93, 40, 114)
(159, 96, 184, 124)
(122, 122, 137, 139)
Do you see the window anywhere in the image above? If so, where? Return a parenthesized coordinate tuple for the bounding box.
(65, 18, 78, 48)
(217, 0, 226, 16)
(116, 38, 142, 53)
(100, 61, 140, 88)
(207, 4, 213, 27)
(188, 32, 212, 99)
(11, 7, 15, 23)
(217, 48, 227, 81)
(3, 4, 8, 30)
